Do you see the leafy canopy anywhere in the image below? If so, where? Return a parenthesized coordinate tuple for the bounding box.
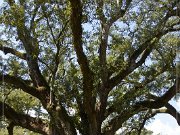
(0, 0, 179, 135)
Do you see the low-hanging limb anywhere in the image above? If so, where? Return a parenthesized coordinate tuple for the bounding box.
(0, 74, 77, 135)
(0, 73, 75, 133)
(102, 81, 178, 135)
(0, 101, 49, 135)
(103, 102, 180, 135)
(137, 103, 180, 131)
(0, 45, 26, 60)
(124, 102, 180, 135)
(0, 73, 51, 107)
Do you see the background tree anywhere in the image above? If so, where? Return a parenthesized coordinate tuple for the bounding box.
(0, 0, 180, 135)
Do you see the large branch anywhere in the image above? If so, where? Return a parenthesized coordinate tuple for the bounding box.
(150, 103, 180, 126)
(69, 0, 94, 112)
(97, 1, 133, 126)
(0, 74, 50, 106)
(103, 85, 176, 135)
(108, 25, 179, 92)
(103, 80, 178, 135)
(105, 65, 168, 118)
(107, 0, 180, 91)
(69, 1, 97, 134)
(136, 83, 176, 109)
(0, 45, 26, 60)
(103, 101, 180, 135)
(0, 75, 76, 135)
(165, 103, 180, 125)
(7, 1, 49, 88)
(0, 101, 49, 135)
(17, 28, 49, 88)
(126, 102, 180, 135)
(96, 0, 108, 84)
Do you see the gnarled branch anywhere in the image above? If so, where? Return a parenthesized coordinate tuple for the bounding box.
(0, 45, 26, 60)
(0, 73, 50, 106)
(0, 101, 49, 135)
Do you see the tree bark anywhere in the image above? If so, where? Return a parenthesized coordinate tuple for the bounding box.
(0, 101, 49, 135)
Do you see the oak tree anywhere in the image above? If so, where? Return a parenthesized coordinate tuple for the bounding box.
(0, 0, 180, 135)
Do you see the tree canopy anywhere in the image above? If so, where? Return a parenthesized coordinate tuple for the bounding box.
(0, 0, 180, 135)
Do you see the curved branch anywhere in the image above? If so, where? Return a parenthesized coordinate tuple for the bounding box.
(0, 45, 26, 60)
(103, 101, 180, 135)
(151, 103, 180, 126)
(103, 81, 177, 135)
(165, 103, 180, 125)
(136, 83, 176, 109)
(0, 101, 49, 135)
(0, 73, 48, 101)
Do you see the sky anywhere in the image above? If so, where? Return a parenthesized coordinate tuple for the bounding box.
(145, 99, 180, 135)
(0, 0, 180, 135)
(146, 115, 180, 135)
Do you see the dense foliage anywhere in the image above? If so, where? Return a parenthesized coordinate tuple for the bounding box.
(0, 0, 179, 135)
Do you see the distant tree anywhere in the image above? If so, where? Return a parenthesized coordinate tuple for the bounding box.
(0, 0, 180, 135)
